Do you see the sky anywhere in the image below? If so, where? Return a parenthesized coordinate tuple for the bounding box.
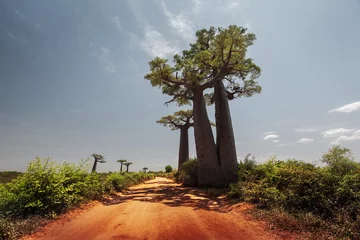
(0, 0, 360, 172)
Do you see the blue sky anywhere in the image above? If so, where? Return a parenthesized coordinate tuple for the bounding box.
(1, 0, 360, 172)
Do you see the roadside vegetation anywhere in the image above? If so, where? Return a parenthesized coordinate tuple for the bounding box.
(176, 146, 360, 239)
(0, 157, 155, 240)
(0, 172, 22, 184)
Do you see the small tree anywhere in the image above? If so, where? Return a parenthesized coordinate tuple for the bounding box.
(124, 162, 133, 172)
(91, 154, 105, 173)
(157, 110, 194, 170)
(117, 159, 127, 172)
(321, 146, 359, 176)
(143, 167, 148, 173)
(165, 165, 173, 173)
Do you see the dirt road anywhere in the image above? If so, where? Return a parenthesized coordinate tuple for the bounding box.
(24, 177, 286, 240)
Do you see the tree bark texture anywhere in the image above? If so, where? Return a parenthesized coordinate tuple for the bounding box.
(92, 159, 97, 173)
(193, 87, 226, 187)
(178, 127, 189, 170)
(214, 80, 238, 183)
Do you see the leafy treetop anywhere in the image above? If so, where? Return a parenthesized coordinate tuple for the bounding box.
(144, 25, 262, 106)
(157, 110, 194, 130)
(91, 154, 106, 163)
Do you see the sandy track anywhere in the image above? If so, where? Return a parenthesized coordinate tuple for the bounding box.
(24, 177, 286, 240)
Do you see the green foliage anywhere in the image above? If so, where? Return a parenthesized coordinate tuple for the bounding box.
(144, 25, 262, 107)
(0, 172, 22, 184)
(176, 158, 198, 186)
(0, 158, 100, 217)
(228, 146, 360, 239)
(0, 158, 155, 218)
(0, 158, 155, 240)
(165, 165, 173, 173)
(157, 110, 194, 130)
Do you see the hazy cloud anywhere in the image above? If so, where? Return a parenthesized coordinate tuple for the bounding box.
(228, 0, 240, 9)
(161, 2, 194, 42)
(329, 101, 360, 113)
(294, 128, 318, 133)
(322, 128, 355, 138)
(140, 26, 178, 58)
(90, 44, 116, 73)
(112, 16, 123, 31)
(298, 138, 315, 143)
(7, 32, 28, 44)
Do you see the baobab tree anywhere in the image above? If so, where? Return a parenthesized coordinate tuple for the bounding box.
(157, 110, 194, 170)
(145, 56, 225, 187)
(91, 154, 105, 173)
(124, 162, 133, 173)
(145, 25, 261, 186)
(142, 167, 148, 173)
(186, 26, 261, 182)
(117, 159, 127, 172)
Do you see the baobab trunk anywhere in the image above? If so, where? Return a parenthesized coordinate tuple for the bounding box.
(193, 87, 226, 187)
(91, 160, 97, 173)
(178, 127, 189, 170)
(214, 80, 238, 183)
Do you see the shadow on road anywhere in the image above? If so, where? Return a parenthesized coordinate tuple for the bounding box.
(101, 180, 230, 213)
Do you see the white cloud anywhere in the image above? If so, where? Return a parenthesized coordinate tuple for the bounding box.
(140, 26, 179, 58)
(298, 138, 315, 143)
(294, 128, 318, 133)
(273, 140, 279, 143)
(90, 44, 116, 73)
(112, 16, 123, 31)
(331, 130, 360, 145)
(329, 101, 360, 113)
(263, 134, 279, 140)
(161, 2, 194, 42)
(322, 128, 354, 138)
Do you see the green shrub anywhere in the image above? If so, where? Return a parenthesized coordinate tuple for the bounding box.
(229, 146, 360, 239)
(0, 172, 22, 184)
(165, 165, 173, 173)
(176, 158, 198, 186)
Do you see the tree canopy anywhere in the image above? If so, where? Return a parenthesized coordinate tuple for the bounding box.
(157, 110, 194, 130)
(144, 25, 262, 106)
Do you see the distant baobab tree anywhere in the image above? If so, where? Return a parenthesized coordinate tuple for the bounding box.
(124, 162, 133, 172)
(117, 159, 127, 172)
(91, 154, 105, 172)
(157, 110, 194, 170)
(142, 167, 148, 173)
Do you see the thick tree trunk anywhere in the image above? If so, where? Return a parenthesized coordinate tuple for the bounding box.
(214, 80, 238, 183)
(193, 87, 226, 187)
(178, 127, 189, 170)
(120, 163, 123, 172)
(92, 159, 97, 173)
(126, 166, 129, 172)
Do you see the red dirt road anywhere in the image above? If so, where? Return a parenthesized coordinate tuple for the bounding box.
(24, 177, 287, 240)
